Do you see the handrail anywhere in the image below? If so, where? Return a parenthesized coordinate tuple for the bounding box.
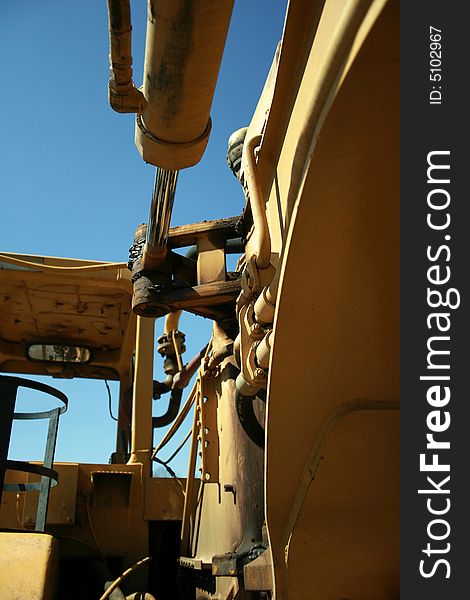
(0, 375, 68, 531)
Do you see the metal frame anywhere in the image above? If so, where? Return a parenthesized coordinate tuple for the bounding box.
(0, 375, 68, 531)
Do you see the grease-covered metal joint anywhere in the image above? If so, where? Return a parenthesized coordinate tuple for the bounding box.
(157, 331, 186, 360)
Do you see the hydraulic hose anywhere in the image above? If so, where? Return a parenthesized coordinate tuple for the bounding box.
(152, 388, 183, 428)
(106, 0, 145, 113)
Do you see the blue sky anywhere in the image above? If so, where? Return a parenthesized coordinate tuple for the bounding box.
(0, 1, 287, 474)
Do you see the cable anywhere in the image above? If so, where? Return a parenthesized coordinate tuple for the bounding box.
(163, 428, 192, 464)
(16, 494, 27, 530)
(151, 427, 191, 497)
(153, 458, 185, 496)
(0, 253, 126, 272)
(150, 380, 197, 460)
(85, 496, 109, 568)
(105, 380, 118, 422)
(99, 556, 152, 600)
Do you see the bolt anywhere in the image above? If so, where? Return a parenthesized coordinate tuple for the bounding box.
(251, 323, 262, 335)
(204, 473, 211, 481)
(255, 368, 265, 378)
(24, 515, 32, 524)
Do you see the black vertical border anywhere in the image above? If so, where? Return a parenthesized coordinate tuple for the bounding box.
(401, 1, 469, 597)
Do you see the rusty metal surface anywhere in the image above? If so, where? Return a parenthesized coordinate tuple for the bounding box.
(243, 550, 273, 591)
(167, 216, 242, 250)
(132, 277, 241, 320)
(131, 215, 243, 323)
(0, 281, 129, 348)
(0, 253, 135, 380)
(188, 359, 264, 570)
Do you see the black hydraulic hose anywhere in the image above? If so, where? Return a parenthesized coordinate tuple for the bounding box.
(104, 379, 118, 422)
(152, 346, 206, 428)
(152, 388, 183, 428)
(185, 237, 244, 262)
(152, 374, 173, 400)
(235, 389, 266, 450)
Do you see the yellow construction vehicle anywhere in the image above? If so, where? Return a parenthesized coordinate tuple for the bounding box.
(0, 0, 399, 598)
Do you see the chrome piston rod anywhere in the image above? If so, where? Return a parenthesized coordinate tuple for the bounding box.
(143, 168, 179, 268)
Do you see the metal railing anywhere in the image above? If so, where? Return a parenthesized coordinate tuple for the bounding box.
(0, 375, 68, 531)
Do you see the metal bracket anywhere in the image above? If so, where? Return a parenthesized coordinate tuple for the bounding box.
(212, 544, 268, 577)
(178, 556, 211, 570)
(196, 374, 219, 483)
(131, 216, 244, 323)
